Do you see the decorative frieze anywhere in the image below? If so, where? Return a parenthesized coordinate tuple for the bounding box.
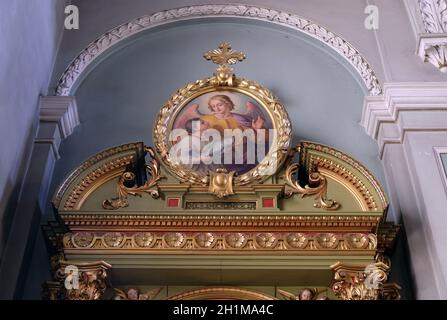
(63, 231, 377, 252)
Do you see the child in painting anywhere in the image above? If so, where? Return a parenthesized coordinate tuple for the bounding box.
(171, 94, 270, 175)
(169, 118, 216, 174)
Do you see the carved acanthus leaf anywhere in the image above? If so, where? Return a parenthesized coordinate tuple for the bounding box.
(419, 0, 447, 33)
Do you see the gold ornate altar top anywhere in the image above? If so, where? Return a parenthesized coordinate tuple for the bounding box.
(43, 43, 400, 301)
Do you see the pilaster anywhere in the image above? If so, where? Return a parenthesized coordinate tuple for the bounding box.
(361, 83, 447, 299)
(415, 0, 447, 72)
(0, 96, 79, 299)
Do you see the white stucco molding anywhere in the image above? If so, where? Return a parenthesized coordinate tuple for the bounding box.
(418, 0, 447, 34)
(39, 96, 80, 139)
(361, 82, 447, 157)
(55, 4, 382, 96)
(416, 0, 447, 72)
(404, 0, 427, 38)
(417, 34, 447, 73)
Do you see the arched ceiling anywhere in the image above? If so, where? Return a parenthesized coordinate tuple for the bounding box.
(55, 5, 382, 96)
(48, 17, 388, 208)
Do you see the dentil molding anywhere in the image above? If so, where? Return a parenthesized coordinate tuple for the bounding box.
(55, 4, 382, 96)
(361, 82, 447, 157)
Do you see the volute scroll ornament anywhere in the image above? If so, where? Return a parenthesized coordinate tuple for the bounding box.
(330, 261, 401, 300)
(102, 146, 165, 210)
(284, 158, 340, 211)
(330, 262, 388, 300)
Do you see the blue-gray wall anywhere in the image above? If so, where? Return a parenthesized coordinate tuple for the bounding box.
(0, 0, 65, 262)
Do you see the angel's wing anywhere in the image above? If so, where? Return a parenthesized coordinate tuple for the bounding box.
(277, 289, 298, 300)
(139, 287, 163, 300)
(174, 104, 204, 130)
(231, 101, 266, 128)
(243, 101, 265, 120)
(113, 288, 128, 300)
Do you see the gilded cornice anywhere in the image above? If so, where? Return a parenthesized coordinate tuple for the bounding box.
(59, 213, 382, 231)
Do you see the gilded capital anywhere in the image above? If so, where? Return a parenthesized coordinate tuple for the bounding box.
(330, 262, 389, 300)
(55, 260, 112, 300)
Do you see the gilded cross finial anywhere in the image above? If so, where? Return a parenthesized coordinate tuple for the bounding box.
(204, 43, 245, 86)
(203, 42, 246, 66)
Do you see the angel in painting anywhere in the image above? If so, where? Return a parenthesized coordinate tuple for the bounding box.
(172, 94, 271, 174)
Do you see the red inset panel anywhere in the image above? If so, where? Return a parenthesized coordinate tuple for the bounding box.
(262, 198, 275, 208)
(167, 198, 180, 208)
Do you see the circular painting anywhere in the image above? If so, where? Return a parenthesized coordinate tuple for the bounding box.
(154, 75, 292, 186)
(168, 90, 274, 176)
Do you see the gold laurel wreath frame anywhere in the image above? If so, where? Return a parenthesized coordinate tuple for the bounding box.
(153, 75, 292, 186)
